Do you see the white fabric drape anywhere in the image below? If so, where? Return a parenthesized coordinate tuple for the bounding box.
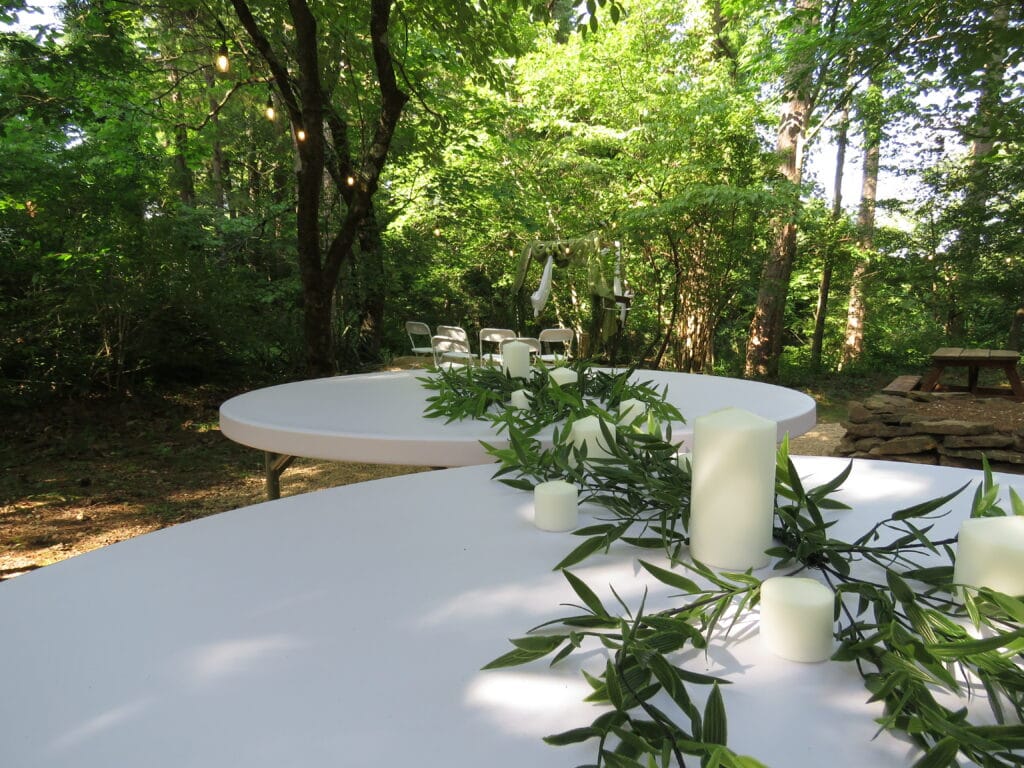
(530, 254, 554, 317)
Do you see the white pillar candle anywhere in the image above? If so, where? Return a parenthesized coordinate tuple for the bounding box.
(954, 516, 1024, 597)
(760, 577, 835, 663)
(570, 415, 616, 460)
(510, 388, 531, 410)
(548, 366, 578, 387)
(502, 341, 532, 379)
(533, 480, 578, 531)
(689, 407, 776, 570)
(618, 398, 646, 425)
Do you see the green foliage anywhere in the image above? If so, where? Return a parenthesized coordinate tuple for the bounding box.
(3, 0, 1023, 400)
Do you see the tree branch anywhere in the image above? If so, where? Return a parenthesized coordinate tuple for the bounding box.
(227, 0, 300, 120)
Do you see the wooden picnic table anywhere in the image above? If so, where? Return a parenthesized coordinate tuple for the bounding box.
(919, 347, 1024, 399)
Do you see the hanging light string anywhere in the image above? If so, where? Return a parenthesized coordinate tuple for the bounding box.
(216, 41, 229, 72)
(264, 85, 275, 121)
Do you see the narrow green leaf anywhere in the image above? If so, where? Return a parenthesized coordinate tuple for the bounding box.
(807, 460, 853, 500)
(605, 659, 623, 709)
(483, 639, 562, 669)
(543, 726, 598, 746)
(1011, 487, 1024, 516)
(702, 683, 727, 746)
(554, 536, 608, 570)
(562, 569, 610, 617)
(639, 560, 702, 593)
(886, 570, 916, 604)
(509, 634, 568, 652)
(909, 736, 959, 768)
(892, 483, 970, 520)
(927, 626, 1024, 658)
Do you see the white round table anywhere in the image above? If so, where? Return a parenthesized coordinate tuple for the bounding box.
(220, 369, 816, 495)
(0, 457, 1015, 767)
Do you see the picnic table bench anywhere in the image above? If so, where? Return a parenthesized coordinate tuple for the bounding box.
(919, 347, 1024, 399)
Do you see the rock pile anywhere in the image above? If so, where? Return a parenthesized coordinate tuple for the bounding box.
(835, 393, 1024, 473)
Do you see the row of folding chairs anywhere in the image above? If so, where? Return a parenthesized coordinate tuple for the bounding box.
(405, 322, 573, 367)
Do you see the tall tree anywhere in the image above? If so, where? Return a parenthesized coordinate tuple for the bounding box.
(226, 0, 408, 376)
(224, 0, 622, 375)
(839, 75, 883, 368)
(809, 102, 849, 369)
(743, 0, 818, 380)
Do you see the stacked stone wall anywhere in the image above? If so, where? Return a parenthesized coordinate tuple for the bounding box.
(835, 393, 1024, 474)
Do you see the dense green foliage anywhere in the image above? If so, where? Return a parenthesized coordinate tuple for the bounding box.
(1, 0, 1021, 406)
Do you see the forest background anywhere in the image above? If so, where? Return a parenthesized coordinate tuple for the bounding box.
(1, 0, 1022, 405)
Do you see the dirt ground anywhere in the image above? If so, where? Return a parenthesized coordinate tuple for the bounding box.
(1, 362, 1016, 580)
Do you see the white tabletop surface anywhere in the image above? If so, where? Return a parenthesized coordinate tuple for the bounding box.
(219, 369, 817, 465)
(0, 456, 1018, 767)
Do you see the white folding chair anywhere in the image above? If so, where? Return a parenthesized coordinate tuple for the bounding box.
(538, 327, 574, 363)
(479, 328, 517, 364)
(431, 334, 475, 366)
(436, 325, 469, 343)
(405, 321, 433, 357)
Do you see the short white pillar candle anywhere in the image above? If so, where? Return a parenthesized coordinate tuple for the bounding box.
(760, 577, 835, 663)
(618, 398, 646, 425)
(689, 407, 776, 570)
(510, 388, 531, 410)
(533, 480, 578, 531)
(548, 367, 578, 387)
(502, 341, 532, 379)
(954, 516, 1024, 597)
(571, 415, 616, 460)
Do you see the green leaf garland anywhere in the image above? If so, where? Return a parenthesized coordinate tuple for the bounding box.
(421, 363, 1024, 767)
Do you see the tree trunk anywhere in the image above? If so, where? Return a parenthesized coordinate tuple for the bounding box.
(167, 65, 194, 205)
(943, 3, 1008, 345)
(230, 0, 408, 377)
(840, 79, 882, 369)
(357, 204, 386, 361)
(810, 104, 849, 369)
(1010, 304, 1024, 350)
(203, 68, 226, 211)
(744, 0, 817, 380)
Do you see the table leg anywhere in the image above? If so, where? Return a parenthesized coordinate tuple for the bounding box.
(1004, 364, 1024, 400)
(968, 365, 980, 395)
(265, 452, 296, 500)
(920, 366, 944, 392)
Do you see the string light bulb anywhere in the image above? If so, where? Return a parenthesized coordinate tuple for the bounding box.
(346, 175, 356, 187)
(264, 92, 275, 121)
(296, 128, 306, 141)
(433, 227, 442, 237)
(216, 42, 229, 73)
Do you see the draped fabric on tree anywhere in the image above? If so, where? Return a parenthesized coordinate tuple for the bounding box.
(513, 234, 623, 356)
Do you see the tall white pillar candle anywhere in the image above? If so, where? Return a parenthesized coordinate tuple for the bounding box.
(760, 577, 835, 662)
(533, 480, 578, 531)
(510, 388, 531, 410)
(570, 415, 616, 460)
(548, 366, 578, 387)
(689, 407, 776, 570)
(618, 398, 646, 425)
(502, 341, 531, 379)
(954, 516, 1024, 596)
